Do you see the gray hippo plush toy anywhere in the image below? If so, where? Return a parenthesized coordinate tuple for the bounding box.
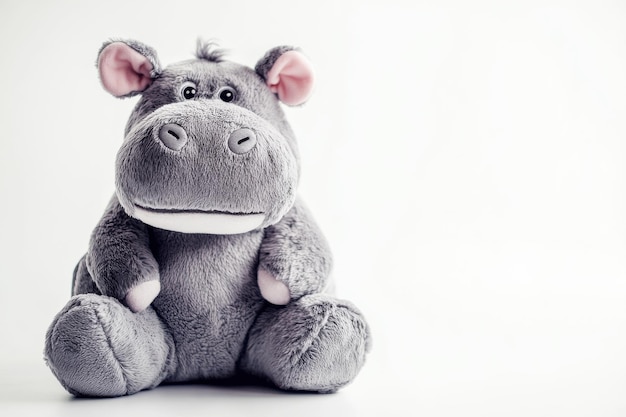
(44, 39, 370, 397)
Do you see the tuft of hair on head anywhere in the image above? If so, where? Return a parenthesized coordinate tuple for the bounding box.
(195, 39, 227, 62)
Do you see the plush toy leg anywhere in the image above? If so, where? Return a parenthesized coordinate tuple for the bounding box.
(240, 294, 370, 393)
(44, 294, 175, 397)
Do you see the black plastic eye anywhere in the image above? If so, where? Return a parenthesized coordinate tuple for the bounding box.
(218, 87, 236, 102)
(180, 81, 197, 100)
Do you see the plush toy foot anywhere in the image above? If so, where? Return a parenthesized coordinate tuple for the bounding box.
(44, 294, 174, 397)
(240, 294, 370, 392)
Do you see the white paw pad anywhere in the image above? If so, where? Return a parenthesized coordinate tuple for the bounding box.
(257, 269, 290, 305)
(125, 280, 161, 313)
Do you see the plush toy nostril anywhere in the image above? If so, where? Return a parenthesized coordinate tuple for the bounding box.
(228, 128, 257, 154)
(158, 123, 188, 151)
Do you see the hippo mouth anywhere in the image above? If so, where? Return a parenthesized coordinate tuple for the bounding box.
(132, 204, 265, 235)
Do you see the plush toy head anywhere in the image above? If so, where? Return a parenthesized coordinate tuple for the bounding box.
(97, 39, 315, 234)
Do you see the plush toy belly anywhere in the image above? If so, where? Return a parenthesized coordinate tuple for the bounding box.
(148, 229, 265, 381)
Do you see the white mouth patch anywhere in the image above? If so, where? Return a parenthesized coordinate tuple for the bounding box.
(133, 205, 265, 235)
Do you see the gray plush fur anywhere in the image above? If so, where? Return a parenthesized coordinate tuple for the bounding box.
(195, 39, 227, 62)
(240, 294, 370, 392)
(254, 45, 299, 81)
(45, 294, 174, 396)
(44, 39, 370, 397)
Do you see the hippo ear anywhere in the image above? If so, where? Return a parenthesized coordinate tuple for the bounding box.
(97, 40, 162, 98)
(255, 46, 315, 106)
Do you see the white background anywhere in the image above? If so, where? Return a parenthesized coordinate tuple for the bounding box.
(1, 0, 625, 416)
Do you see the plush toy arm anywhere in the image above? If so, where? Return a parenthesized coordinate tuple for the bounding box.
(258, 199, 332, 305)
(86, 196, 160, 312)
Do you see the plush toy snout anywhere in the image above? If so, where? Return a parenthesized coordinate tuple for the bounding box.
(157, 122, 257, 155)
(158, 123, 189, 151)
(227, 128, 257, 155)
(115, 100, 298, 235)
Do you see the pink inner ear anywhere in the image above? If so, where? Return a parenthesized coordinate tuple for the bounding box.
(265, 51, 315, 106)
(98, 43, 154, 97)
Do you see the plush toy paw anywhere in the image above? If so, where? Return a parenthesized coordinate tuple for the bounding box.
(44, 294, 173, 397)
(241, 294, 370, 392)
(125, 280, 161, 313)
(257, 268, 290, 305)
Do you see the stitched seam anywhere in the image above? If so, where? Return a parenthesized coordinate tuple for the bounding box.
(94, 303, 130, 395)
(291, 304, 333, 368)
(290, 304, 363, 391)
(47, 311, 82, 396)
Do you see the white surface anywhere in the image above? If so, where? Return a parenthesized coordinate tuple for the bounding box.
(1, 0, 626, 416)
